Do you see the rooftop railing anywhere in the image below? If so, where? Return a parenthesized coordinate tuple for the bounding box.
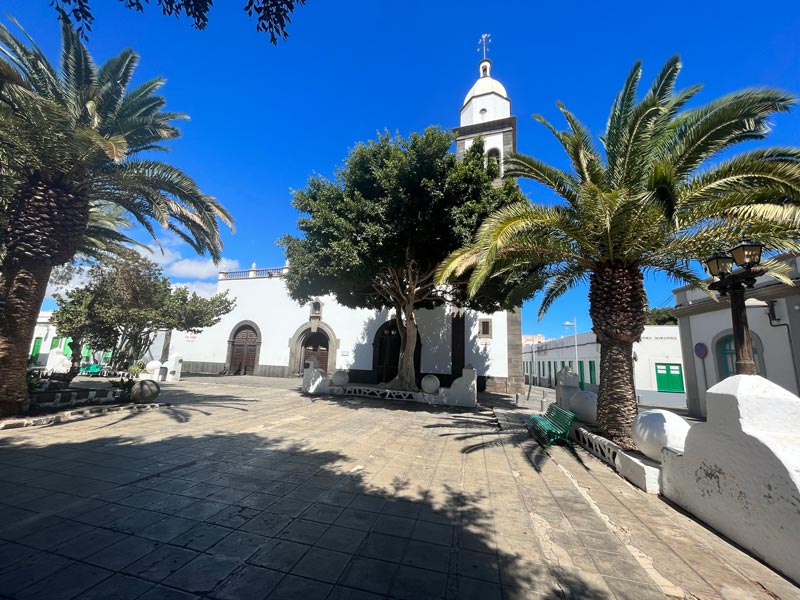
(219, 266, 287, 280)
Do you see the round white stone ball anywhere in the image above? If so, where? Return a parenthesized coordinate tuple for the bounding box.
(632, 409, 691, 462)
(421, 375, 440, 394)
(130, 380, 160, 404)
(331, 370, 349, 386)
(568, 391, 597, 424)
(145, 360, 162, 374)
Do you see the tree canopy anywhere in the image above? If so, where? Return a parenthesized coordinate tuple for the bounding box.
(281, 127, 531, 388)
(645, 307, 678, 325)
(53, 250, 235, 369)
(52, 0, 306, 43)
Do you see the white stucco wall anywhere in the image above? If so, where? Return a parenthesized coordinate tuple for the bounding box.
(460, 95, 511, 126)
(167, 276, 511, 379)
(661, 375, 800, 584)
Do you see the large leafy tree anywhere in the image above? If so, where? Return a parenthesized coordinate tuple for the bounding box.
(0, 19, 233, 415)
(438, 57, 800, 448)
(51, 0, 305, 43)
(281, 128, 529, 390)
(53, 250, 235, 371)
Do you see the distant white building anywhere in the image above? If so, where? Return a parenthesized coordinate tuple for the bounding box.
(672, 254, 800, 418)
(523, 325, 686, 408)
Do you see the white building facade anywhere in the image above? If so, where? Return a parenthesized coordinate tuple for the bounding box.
(159, 60, 526, 393)
(523, 325, 687, 408)
(672, 254, 800, 418)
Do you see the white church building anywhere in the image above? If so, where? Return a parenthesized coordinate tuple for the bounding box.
(161, 58, 525, 393)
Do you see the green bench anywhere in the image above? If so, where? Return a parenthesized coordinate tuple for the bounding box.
(529, 404, 576, 446)
(79, 364, 103, 376)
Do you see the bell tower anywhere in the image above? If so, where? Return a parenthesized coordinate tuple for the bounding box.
(454, 45, 516, 177)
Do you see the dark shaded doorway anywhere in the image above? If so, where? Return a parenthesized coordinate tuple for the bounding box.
(373, 321, 421, 384)
(231, 326, 258, 375)
(301, 330, 329, 374)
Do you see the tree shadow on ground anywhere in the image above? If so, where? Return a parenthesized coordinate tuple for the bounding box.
(0, 427, 613, 599)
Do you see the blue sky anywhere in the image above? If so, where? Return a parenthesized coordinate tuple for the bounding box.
(11, 0, 800, 339)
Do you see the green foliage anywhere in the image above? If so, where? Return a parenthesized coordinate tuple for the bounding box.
(53, 250, 235, 368)
(51, 0, 305, 43)
(127, 361, 146, 377)
(645, 307, 677, 325)
(0, 17, 234, 264)
(281, 127, 530, 314)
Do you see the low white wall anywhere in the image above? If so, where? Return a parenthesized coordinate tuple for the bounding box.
(661, 375, 800, 584)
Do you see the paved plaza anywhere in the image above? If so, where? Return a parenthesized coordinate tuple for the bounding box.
(0, 377, 797, 600)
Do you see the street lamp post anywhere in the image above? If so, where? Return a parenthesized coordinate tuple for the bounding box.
(563, 318, 578, 371)
(705, 241, 768, 376)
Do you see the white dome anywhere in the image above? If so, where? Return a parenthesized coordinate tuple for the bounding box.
(463, 77, 508, 106)
(463, 59, 508, 106)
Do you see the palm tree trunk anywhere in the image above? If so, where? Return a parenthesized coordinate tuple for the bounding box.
(589, 263, 646, 449)
(0, 258, 54, 416)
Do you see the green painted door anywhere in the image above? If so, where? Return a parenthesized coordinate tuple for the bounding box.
(30, 337, 43, 363)
(578, 361, 585, 390)
(589, 360, 596, 384)
(655, 363, 685, 393)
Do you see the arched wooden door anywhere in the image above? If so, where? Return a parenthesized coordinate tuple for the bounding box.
(301, 331, 329, 373)
(372, 322, 421, 384)
(231, 326, 258, 375)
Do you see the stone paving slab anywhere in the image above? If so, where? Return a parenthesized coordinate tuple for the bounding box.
(0, 376, 796, 599)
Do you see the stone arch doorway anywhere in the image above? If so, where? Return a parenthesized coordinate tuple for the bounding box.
(288, 321, 339, 376)
(372, 321, 421, 384)
(301, 330, 329, 373)
(226, 321, 262, 375)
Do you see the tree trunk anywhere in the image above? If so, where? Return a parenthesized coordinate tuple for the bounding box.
(66, 338, 83, 383)
(0, 258, 54, 416)
(388, 302, 419, 391)
(589, 263, 646, 450)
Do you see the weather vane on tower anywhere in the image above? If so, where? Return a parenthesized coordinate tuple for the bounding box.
(477, 33, 491, 60)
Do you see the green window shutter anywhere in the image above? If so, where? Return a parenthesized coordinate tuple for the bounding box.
(655, 363, 685, 393)
(63, 337, 73, 358)
(560, 361, 565, 369)
(50, 337, 61, 350)
(81, 344, 91, 358)
(578, 361, 585, 390)
(30, 338, 43, 362)
(589, 361, 596, 384)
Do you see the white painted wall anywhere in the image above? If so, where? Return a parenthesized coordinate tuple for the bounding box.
(460, 94, 511, 126)
(167, 275, 511, 378)
(661, 375, 800, 584)
(685, 297, 798, 401)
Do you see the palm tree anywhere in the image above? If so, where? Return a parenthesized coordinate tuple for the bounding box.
(438, 57, 800, 448)
(0, 18, 233, 415)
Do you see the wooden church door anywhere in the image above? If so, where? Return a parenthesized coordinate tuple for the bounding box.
(231, 326, 258, 375)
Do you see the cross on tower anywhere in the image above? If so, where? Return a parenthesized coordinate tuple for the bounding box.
(477, 33, 491, 60)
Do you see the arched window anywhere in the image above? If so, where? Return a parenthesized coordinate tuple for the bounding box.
(487, 148, 501, 177)
(716, 333, 766, 379)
